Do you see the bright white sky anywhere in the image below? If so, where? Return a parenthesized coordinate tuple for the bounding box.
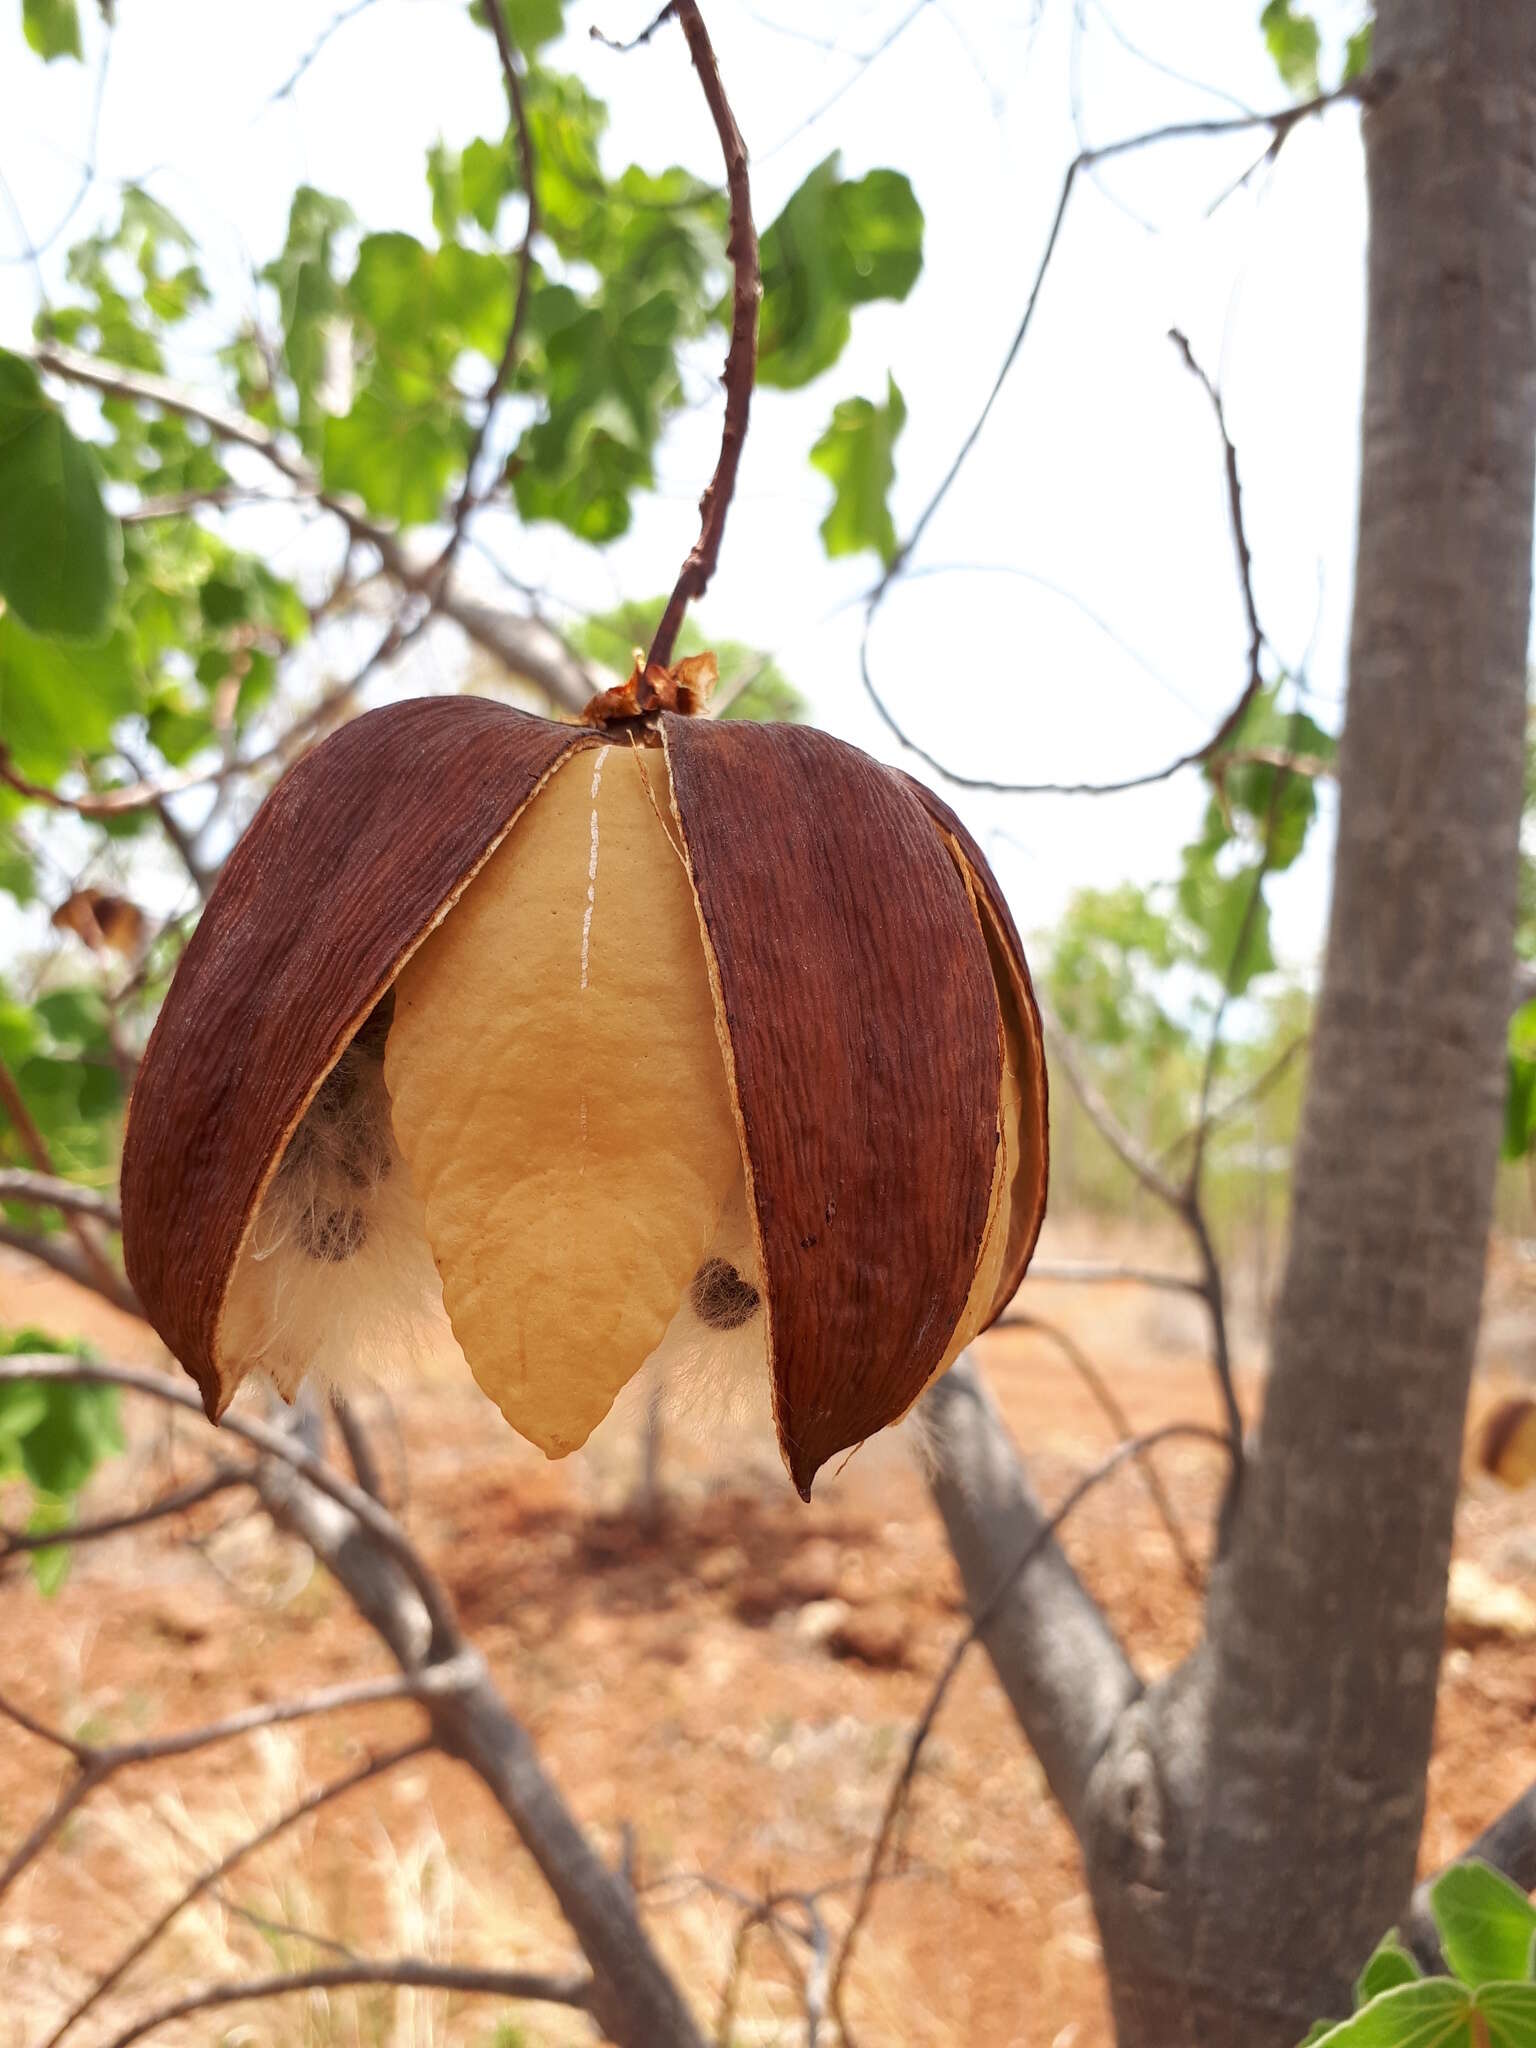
(0, 0, 1403, 976)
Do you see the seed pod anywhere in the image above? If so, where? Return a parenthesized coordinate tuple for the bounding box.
(121, 679, 1048, 1497)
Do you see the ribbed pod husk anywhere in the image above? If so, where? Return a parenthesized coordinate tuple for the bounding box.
(121, 696, 1048, 1495)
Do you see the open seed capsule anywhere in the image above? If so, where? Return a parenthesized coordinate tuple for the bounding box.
(121, 676, 1048, 1497)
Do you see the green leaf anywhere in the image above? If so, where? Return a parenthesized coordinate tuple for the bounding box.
(1432, 1862, 1536, 1988)
(472, 0, 563, 51)
(22, 0, 81, 60)
(0, 350, 121, 638)
(809, 374, 906, 568)
(757, 156, 923, 390)
(2, 1377, 120, 1498)
(1342, 21, 1373, 81)
(322, 390, 467, 526)
(1356, 1932, 1423, 2005)
(0, 615, 140, 779)
(463, 136, 514, 233)
(1176, 851, 1275, 993)
(1505, 1051, 1536, 1161)
(1302, 1978, 1469, 2045)
(262, 186, 354, 442)
(1260, 0, 1322, 96)
(26, 1498, 73, 1596)
(1481, 1983, 1536, 2045)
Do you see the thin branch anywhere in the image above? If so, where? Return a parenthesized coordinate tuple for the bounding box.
(214, 1897, 359, 1960)
(0, 1168, 121, 1227)
(831, 1416, 1232, 2036)
(0, 1766, 98, 1902)
(919, 1357, 1140, 1821)
(1037, 1008, 1246, 1473)
(1039, 1001, 1182, 1208)
(856, 80, 1372, 794)
(1154, 1032, 1308, 1166)
(1019, 1259, 1204, 1295)
(121, 483, 298, 523)
(758, 0, 931, 164)
(0, 1219, 141, 1317)
(45, 1741, 431, 2048)
(591, 2, 678, 54)
(434, 0, 539, 577)
(1, 747, 230, 818)
(1, 1468, 244, 1558)
(27, 344, 600, 714)
(996, 1313, 1203, 1589)
(605, 0, 758, 671)
(0, 1358, 461, 1650)
(0, 1053, 126, 1301)
(0, 1661, 469, 1770)
(252, 1430, 707, 2047)
(0, 1661, 471, 1906)
(1, 607, 427, 827)
(95, 1959, 595, 2048)
(332, 1396, 387, 1504)
(0, 28, 112, 272)
(269, 0, 382, 100)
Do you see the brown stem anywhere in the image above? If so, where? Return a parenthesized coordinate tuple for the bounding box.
(626, 0, 759, 671)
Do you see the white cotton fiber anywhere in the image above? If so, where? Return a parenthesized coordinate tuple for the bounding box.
(218, 1013, 464, 1402)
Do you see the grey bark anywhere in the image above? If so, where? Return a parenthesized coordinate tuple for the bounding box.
(929, 9, 1536, 2042)
(255, 1458, 707, 2048)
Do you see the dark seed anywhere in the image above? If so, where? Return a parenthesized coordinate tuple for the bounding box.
(690, 1257, 760, 1331)
(301, 1205, 368, 1263)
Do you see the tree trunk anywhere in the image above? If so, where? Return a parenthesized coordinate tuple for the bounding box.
(1097, 9, 1536, 2036)
(931, 7, 1536, 2041)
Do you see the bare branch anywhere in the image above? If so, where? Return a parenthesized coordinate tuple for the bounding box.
(999, 1314, 1203, 1590)
(856, 82, 1372, 796)
(435, 0, 539, 576)
(1039, 1002, 1183, 1209)
(1019, 1259, 1204, 1294)
(1153, 1032, 1308, 1166)
(0, 1052, 126, 1302)
(45, 1740, 431, 2048)
(599, 1, 759, 671)
(835, 1386, 1231, 2032)
(28, 344, 602, 715)
(0, 1168, 121, 1228)
(0, 1660, 470, 1770)
(1, 1468, 244, 1558)
(331, 1395, 389, 1504)
(253, 1420, 707, 2046)
(0, 1766, 98, 1902)
(269, 0, 381, 101)
(1038, 1002, 1246, 1467)
(0, 1220, 141, 1317)
(0, 1656, 471, 1907)
(0, 1357, 460, 1648)
(920, 1358, 1139, 1816)
(95, 1959, 595, 2048)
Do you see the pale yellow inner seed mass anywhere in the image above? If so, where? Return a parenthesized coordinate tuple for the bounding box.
(383, 742, 745, 1457)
